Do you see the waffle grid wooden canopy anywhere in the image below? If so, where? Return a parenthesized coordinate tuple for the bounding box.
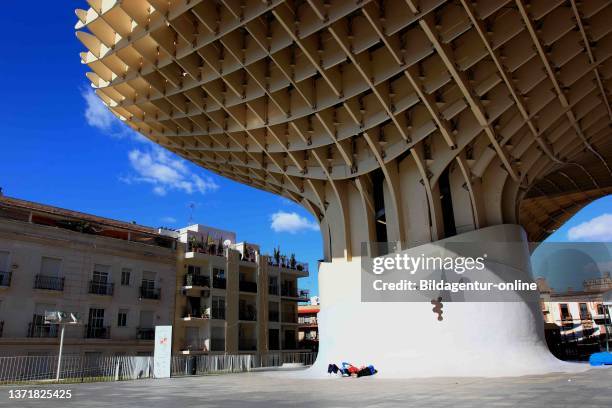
(77, 0, 612, 260)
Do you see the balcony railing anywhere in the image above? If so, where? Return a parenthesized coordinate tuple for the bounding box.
(139, 286, 161, 300)
(136, 327, 155, 340)
(210, 338, 225, 352)
(268, 285, 279, 295)
(27, 323, 59, 338)
(183, 274, 210, 287)
(238, 338, 257, 351)
(268, 311, 279, 322)
(183, 307, 209, 319)
(84, 325, 111, 339)
(0, 271, 11, 287)
(239, 308, 257, 321)
(182, 340, 208, 352)
(239, 281, 257, 293)
(213, 277, 226, 289)
(212, 307, 225, 320)
(88, 281, 114, 296)
(34, 275, 64, 291)
(267, 259, 308, 272)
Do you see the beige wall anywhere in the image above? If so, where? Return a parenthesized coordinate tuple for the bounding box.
(0, 218, 175, 356)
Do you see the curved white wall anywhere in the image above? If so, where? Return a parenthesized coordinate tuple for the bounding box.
(307, 225, 587, 378)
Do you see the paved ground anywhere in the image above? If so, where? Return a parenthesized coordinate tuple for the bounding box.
(1, 367, 611, 408)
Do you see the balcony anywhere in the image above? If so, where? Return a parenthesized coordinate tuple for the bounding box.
(183, 274, 210, 288)
(0, 271, 11, 287)
(136, 327, 155, 340)
(34, 275, 64, 291)
(268, 284, 279, 296)
(182, 340, 208, 353)
(211, 307, 225, 320)
(84, 325, 111, 339)
(183, 306, 209, 320)
(88, 281, 114, 296)
(281, 286, 297, 297)
(238, 338, 257, 351)
(213, 277, 226, 289)
(239, 308, 257, 321)
(27, 323, 59, 338)
(140, 286, 161, 300)
(239, 280, 257, 293)
(268, 311, 279, 322)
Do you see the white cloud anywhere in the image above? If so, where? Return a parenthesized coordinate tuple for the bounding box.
(121, 147, 219, 196)
(567, 214, 612, 241)
(82, 88, 148, 142)
(270, 211, 319, 234)
(83, 88, 116, 131)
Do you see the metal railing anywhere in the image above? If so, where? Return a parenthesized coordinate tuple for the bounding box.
(0, 355, 153, 385)
(239, 280, 257, 293)
(33, 275, 64, 291)
(88, 281, 114, 296)
(84, 325, 111, 339)
(0, 352, 317, 385)
(239, 308, 257, 321)
(213, 277, 226, 289)
(183, 274, 210, 287)
(136, 327, 155, 340)
(139, 286, 161, 300)
(27, 323, 59, 338)
(0, 270, 11, 287)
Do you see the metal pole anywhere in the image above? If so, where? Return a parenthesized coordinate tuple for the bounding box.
(56, 325, 65, 381)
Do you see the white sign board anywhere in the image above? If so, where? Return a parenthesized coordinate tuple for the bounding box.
(153, 325, 172, 378)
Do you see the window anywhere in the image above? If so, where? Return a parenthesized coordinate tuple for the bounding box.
(597, 304, 605, 315)
(40, 257, 61, 277)
(560, 304, 570, 320)
(579, 303, 590, 320)
(213, 268, 225, 279)
(92, 264, 110, 284)
(117, 309, 128, 327)
(187, 265, 201, 275)
(212, 296, 225, 319)
(88, 308, 105, 327)
(141, 271, 156, 289)
(121, 268, 131, 286)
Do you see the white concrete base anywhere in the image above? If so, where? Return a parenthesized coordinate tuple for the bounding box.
(307, 225, 587, 378)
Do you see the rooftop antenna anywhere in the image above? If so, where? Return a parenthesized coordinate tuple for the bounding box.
(188, 202, 195, 224)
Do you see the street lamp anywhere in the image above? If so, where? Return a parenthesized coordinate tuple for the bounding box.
(44, 311, 80, 381)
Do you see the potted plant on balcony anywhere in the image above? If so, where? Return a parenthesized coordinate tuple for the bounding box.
(273, 246, 281, 266)
(200, 306, 210, 319)
(290, 253, 296, 269)
(189, 236, 198, 252)
(296, 263, 304, 271)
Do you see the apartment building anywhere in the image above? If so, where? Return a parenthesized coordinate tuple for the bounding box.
(0, 196, 176, 356)
(298, 304, 319, 352)
(171, 225, 310, 355)
(538, 275, 612, 360)
(0, 195, 311, 357)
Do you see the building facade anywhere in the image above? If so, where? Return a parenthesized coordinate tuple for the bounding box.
(0, 196, 176, 357)
(171, 224, 310, 355)
(298, 304, 319, 352)
(539, 274, 612, 360)
(0, 196, 309, 357)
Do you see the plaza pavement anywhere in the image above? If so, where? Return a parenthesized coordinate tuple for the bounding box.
(1, 366, 611, 408)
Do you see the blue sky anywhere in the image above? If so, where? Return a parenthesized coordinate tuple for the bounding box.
(0, 3, 610, 298)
